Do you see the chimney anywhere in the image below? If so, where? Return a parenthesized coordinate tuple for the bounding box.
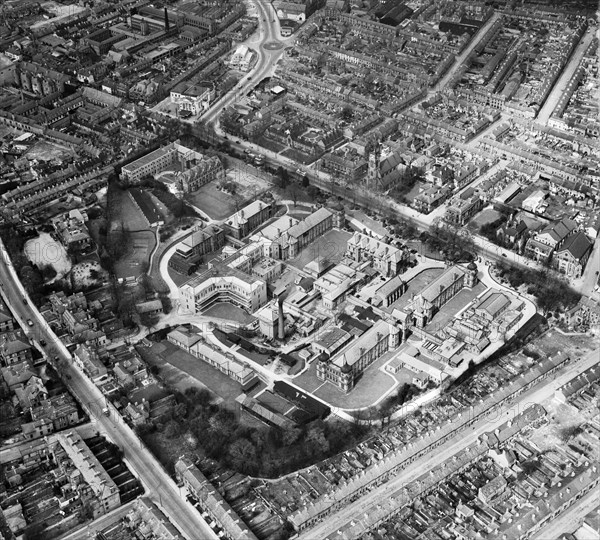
(277, 299, 285, 340)
(164, 7, 170, 31)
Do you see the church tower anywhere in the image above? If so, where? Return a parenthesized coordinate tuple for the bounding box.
(367, 140, 381, 189)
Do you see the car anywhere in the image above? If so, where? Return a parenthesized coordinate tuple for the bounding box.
(22, 298, 28, 305)
(502, 253, 507, 257)
(39, 339, 46, 347)
(27, 319, 34, 327)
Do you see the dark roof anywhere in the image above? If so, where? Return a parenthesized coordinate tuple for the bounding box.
(557, 231, 593, 261)
(273, 381, 330, 418)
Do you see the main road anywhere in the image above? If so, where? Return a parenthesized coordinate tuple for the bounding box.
(0, 258, 217, 538)
(201, 0, 290, 125)
(299, 347, 600, 539)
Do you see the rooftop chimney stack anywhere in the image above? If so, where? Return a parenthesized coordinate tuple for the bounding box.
(277, 298, 285, 340)
(164, 7, 170, 31)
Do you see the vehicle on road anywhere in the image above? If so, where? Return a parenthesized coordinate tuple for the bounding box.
(40, 339, 46, 346)
(102, 407, 110, 416)
(27, 319, 33, 327)
(22, 298, 27, 304)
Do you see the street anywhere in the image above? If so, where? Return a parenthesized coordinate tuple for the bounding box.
(298, 348, 600, 540)
(536, 27, 597, 125)
(200, 0, 290, 126)
(0, 242, 218, 540)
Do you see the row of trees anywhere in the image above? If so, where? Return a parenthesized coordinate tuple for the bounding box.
(420, 224, 475, 263)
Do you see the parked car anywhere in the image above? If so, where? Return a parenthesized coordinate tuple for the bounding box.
(27, 319, 33, 327)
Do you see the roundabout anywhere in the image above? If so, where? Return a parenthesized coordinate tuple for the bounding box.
(263, 41, 283, 50)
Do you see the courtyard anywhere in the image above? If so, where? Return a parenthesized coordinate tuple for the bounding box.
(287, 228, 352, 271)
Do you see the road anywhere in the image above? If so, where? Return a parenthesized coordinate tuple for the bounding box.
(531, 487, 600, 540)
(536, 27, 596, 125)
(580, 234, 600, 300)
(0, 240, 218, 540)
(432, 12, 502, 92)
(299, 348, 600, 539)
(201, 0, 290, 125)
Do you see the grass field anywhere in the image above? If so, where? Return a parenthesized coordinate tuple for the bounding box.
(111, 188, 150, 232)
(185, 182, 237, 220)
(287, 228, 352, 271)
(150, 341, 244, 407)
(113, 230, 156, 281)
(467, 207, 503, 233)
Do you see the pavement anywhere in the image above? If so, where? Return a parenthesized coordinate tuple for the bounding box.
(0, 247, 218, 540)
(536, 26, 597, 125)
(531, 487, 600, 540)
(298, 346, 600, 539)
(200, 0, 291, 126)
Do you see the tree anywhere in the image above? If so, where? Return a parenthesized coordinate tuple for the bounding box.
(301, 175, 310, 188)
(164, 420, 181, 438)
(228, 438, 257, 473)
(276, 166, 289, 189)
(287, 183, 301, 206)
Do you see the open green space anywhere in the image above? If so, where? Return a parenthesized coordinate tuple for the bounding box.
(113, 230, 156, 281)
(467, 207, 503, 233)
(184, 182, 237, 220)
(293, 351, 397, 409)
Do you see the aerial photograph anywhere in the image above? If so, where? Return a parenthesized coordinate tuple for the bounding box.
(0, 0, 598, 538)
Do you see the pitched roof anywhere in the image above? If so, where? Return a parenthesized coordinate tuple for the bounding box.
(540, 217, 578, 243)
(556, 231, 593, 261)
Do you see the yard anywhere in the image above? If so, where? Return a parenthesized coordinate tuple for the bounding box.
(388, 267, 445, 312)
(203, 303, 256, 325)
(23, 140, 73, 162)
(286, 228, 352, 271)
(225, 162, 273, 201)
(425, 281, 487, 334)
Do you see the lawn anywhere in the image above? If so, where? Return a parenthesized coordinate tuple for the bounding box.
(467, 207, 502, 233)
(111, 188, 150, 232)
(287, 228, 352, 271)
(203, 303, 256, 324)
(157, 341, 244, 406)
(293, 350, 397, 409)
(185, 182, 237, 220)
(113, 230, 156, 281)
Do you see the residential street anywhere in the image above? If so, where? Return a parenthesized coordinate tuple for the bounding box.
(298, 347, 600, 540)
(0, 243, 218, 540)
